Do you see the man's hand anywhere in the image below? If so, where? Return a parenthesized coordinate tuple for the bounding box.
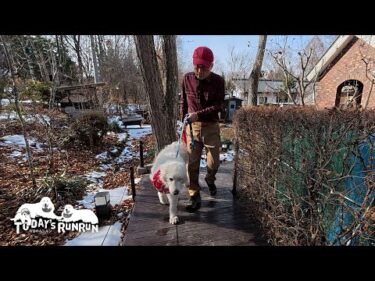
(187, 112, 198, 123)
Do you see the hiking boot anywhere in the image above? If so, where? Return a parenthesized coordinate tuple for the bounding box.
(205, 179, 217, 196)
(185, 193, 201, 213)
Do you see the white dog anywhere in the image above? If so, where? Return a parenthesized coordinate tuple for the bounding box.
(11, 197, 58, 225)
(61, 204, 99, 224)
(150, 141, 189, 224)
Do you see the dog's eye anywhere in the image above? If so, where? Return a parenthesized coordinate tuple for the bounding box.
(169, 178, 174, 181)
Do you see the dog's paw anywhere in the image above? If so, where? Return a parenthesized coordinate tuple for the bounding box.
(159, 201, 169, 206)
(169, 216, 179, 225)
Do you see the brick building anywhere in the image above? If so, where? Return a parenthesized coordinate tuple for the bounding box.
(307, 35, 375, 109)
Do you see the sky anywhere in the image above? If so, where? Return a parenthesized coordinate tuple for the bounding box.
(179, 35, 336, 74)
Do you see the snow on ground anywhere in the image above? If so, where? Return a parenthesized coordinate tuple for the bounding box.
(200, 149, 235, 168)
(9, 150, 22, 158)
(65, 122, 147, 246)
(25, 114, 51, 125)
(85, 171, 107, 185)
(0, 111, 50, 124)
(126, 125, 152, 139)
(0, 135, 44, 150)
(95, 151, 110, 161)
(220, 150, 234, 162)
(66, 186, 132, 246)
(77, 186, 132, 209)
(115, 141, 134, 165)
(99, 164, 112, 171)
(0, 112, 18, 121)
(64, 221, 123, 246)
(0, 99, 11, 106)
(0, 99, 40, 106)
(108, 116, 125, 130)
(117, 133, 127, 142)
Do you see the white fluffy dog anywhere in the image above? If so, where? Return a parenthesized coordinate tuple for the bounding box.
(11, 197, 58, 225)
(150, 141, 189, 224)
(61, 204, 99, 224)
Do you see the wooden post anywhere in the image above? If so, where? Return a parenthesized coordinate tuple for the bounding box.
(140, 140, 144, 167)
(130, 166, 136, 201)
(232, 139, 239, 197)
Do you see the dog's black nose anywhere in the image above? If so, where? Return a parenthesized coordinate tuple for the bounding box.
(173, 190, 179, 195)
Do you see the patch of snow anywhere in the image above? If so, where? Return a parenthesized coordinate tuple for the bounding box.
(65, 221, 124, 246)
(0, 112, 50, 124)
(102, 222, 123, 246)
(220, 149, 234, 162)
(9, 150, 22, 158)
(95, 151, 109, 161)
(127, 125, 152, 139)
(24, 114, 50, 125)
(85, 171, 106, 184)
(108, 116, 125, 129)
(77, 186, 130, 209)
(99, 164, 112, 171)
(0, 99, 12, 106)
(117, 133, 127, 142)
(77, 192, 96, 209)
(0, 111, 18, 121)
(0, 135, 43, 150)
(200, 159, 207, 168)
(115, 146, 134, 164)
(64, 225, 111, 246)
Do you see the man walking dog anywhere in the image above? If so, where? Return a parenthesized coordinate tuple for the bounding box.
(180, 46, 225, 212)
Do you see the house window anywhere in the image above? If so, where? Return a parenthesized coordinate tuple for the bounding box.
(277, 92, 289, 103)
(340, 85, 356, 105)
(259, 96, 268, 104)
(230, 104, 235, 109)
(336, 80, 363, 108)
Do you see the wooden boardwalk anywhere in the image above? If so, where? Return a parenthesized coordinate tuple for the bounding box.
(123, 161, 267, 246)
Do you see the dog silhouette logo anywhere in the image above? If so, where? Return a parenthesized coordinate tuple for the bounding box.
(61, 204, 99, 224)
(11, 197, 99, 234)
(11, 197, 59, 225)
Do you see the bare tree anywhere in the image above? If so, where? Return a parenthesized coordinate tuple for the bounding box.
(227, 45, 252, 79)
(358, 36, 375, 110)
(266, 36, 337, 106)
(64, 35, 84, 82)
(269, 36, 322, 106)
(0, 35, 37, 188)
(134, 35, 178, 151)
(249, 35, 267, 105)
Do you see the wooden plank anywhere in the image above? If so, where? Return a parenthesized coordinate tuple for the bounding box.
(123, 162, 267, 246)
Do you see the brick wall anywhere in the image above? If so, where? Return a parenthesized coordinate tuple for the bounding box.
(316, 37, 375, 109)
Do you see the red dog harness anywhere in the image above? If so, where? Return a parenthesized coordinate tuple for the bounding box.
(151, 169, 169, 193)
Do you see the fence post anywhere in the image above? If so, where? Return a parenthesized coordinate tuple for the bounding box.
(130, 166, 136, 201)
(232, 139, 239, 197)
(139, 140, 144, 168)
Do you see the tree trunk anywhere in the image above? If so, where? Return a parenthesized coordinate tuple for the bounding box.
(90, 35, 100, 83)
(249, 35, 267, 106)
(67, 35, 84, 83)
(0, 35, 37, 189)
(134, 35, 178, 152)
(19, 37, 36, 81)
(162, 35, 178, 132)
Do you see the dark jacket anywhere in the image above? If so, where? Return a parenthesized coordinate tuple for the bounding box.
(180, 72, 225, 122)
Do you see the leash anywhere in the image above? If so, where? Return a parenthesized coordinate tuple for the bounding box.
(176, 114, 195, 158)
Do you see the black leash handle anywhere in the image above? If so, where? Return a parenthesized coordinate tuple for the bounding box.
(185, 114, 196, 150)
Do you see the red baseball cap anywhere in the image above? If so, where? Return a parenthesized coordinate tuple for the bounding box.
(193, 46, 214, 68)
